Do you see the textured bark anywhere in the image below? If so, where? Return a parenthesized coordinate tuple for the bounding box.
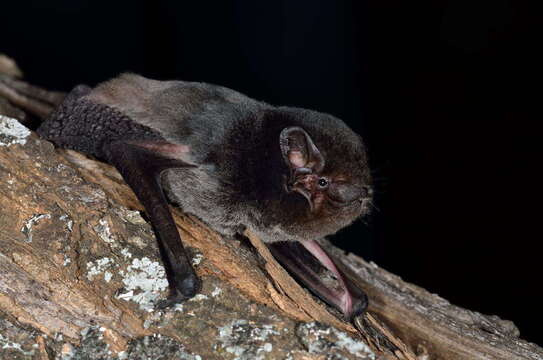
(1, 62, 542, 359)
(0, 116, 376, 360)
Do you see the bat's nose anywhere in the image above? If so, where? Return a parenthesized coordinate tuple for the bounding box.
(330, 184, 371, 205)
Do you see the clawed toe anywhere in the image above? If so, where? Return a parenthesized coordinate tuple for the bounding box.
(156, 292, 191, 309)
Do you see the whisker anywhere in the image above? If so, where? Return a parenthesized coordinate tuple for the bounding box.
(356, 217, 370, 227)
(368, 200, 380, 213)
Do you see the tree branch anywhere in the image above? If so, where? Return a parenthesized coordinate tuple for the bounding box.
(1, 60, 541, 359)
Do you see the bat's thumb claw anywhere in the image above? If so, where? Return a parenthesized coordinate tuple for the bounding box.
(156, 273, 202, 309)
(348, 292, 369, 319)
(178, 272, 201, 298)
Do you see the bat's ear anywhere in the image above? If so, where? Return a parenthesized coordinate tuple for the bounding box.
(280, 127, 325, 173)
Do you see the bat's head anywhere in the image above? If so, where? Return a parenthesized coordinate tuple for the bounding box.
(276, 112, 372, 241)
(264, 113, 372, 319)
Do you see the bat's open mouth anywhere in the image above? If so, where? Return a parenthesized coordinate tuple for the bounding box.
(267, 240, 368, 319)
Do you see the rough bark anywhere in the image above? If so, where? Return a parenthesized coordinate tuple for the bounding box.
(0, 116, 376, 360)
(0, 60, 542, 359)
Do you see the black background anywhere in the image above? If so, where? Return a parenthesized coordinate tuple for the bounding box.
(3, 1, 541, 345)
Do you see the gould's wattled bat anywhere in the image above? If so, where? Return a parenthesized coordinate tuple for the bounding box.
(8, 74, 373, 319)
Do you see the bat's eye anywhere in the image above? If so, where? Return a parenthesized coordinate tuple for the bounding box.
(318, 178, 329, 189)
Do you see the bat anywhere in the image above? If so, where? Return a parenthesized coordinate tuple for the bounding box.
(1, 73, 372, 319)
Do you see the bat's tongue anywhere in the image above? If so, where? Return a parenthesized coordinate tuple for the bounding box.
(268, 240, 368, 319)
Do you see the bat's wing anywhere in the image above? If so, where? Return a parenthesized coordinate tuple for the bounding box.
(102, 140, 200, 307)
(268, 240, 368, 320)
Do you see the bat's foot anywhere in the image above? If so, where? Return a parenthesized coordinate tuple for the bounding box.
(156, 272, 202, 309)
